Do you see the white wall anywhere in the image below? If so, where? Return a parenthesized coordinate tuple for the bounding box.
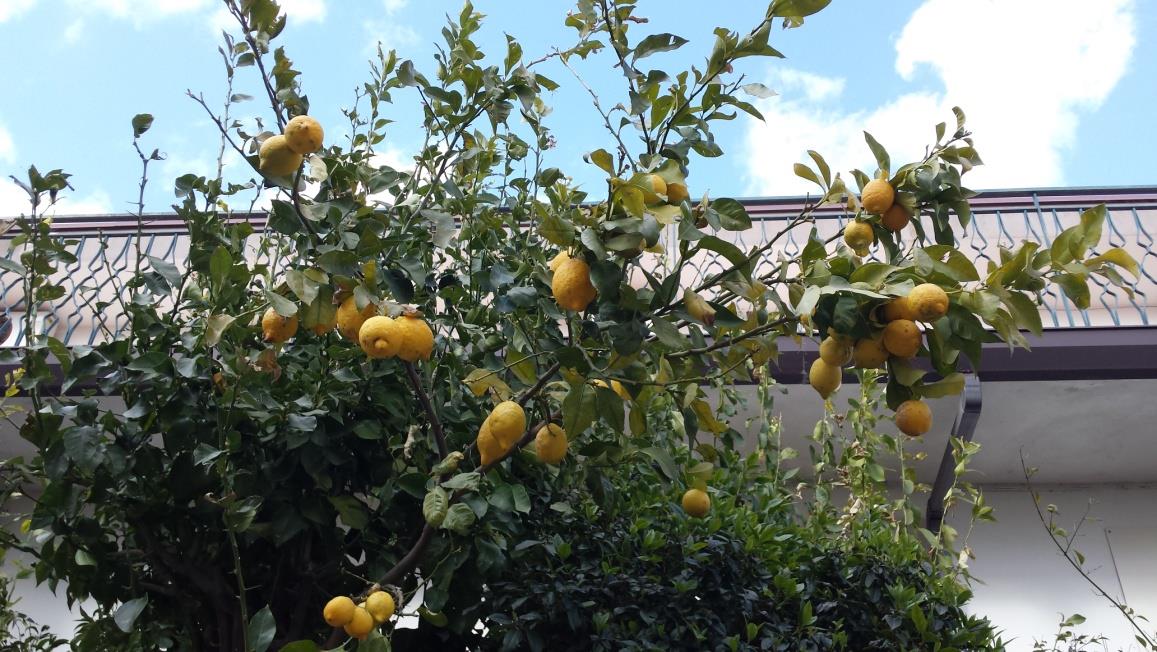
(959, 485, 1157, 651)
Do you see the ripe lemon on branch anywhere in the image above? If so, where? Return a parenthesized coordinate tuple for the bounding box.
(257, 134, 303, 178)
(552, 257, 597, 312)
(882, 319, 921, 358)
(681, 488, 711, 518)
(394, 313, 434, 362)
(843, 221, 875, 257)
(283, 115, 324, 155)
(908, 283, 950, 322)
(336, 296, 376, 340)
(860, 178, 895, 214)
(488, 401, 526, 449)
(895, 399, 932, 436)
(261, 308, 298, 343)
(808, 358, 842, 399)
(359, 316, 402, 359)
(534, 423, 568, 464)
(365, 590, 395, 624)
(323, 596, 356, 627)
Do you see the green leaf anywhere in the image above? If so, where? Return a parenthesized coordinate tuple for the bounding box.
(316, 250, 359, 277)
(266, 291, 297, 317)
(770, 0, 832, 18)
(710, 199, 752, 231)
(793, 163, 822, 188)
(863, 131, 890, 176)
(849, 262, 896, 287)
(442, 503, 476, 535)
(632, 33, 688, 61)
(248, 606, 276, 652)
(442, 472, 481, 491)
(512, 484, 531, 513)
(650, 317, 689, 350)
(113, 597, 148, 633)
(1003, 292, 1043, 337)
(209, 246, 233, 290)
(204, 314, 236, 347)
(131, 113, 154, 138)
(640, 446, 679, 482)
(1055, 274, 1091, 310)
(277, 642, 319, 652)
(698, 236, 751, 279)
(585, 149, 615, 175)
(920, 372, 965, 398)
(328, 496, 369, 530)
(1085, 247, 1139, 278)
(0, 257, 27, 276)
(562, 383, 597, 439)
(423, 487, 450, 527)
(539, 209, 575, 246)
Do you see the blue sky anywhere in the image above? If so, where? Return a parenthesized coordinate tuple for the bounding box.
(0, 0, 1153, 218)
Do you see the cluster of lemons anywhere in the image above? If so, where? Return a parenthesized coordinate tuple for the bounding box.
(323, 589, 395, 640)
(259, 296, 434, 362)
(258, 114, 324, 178)
(805, 178, 945, 437)
(808, 280, 947, 437)
(843, 178, 912, 256)
(547, 174, 689, 314)
(474, 400, 569, 467)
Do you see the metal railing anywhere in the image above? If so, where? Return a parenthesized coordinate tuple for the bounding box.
(2, 188, 1154, 348)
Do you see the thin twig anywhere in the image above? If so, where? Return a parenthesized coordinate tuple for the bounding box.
(556, 48, 636, 169)
(667, 316, 792, 359)
(518, 361, 562, 407)
(1020, 453, 1155, 647)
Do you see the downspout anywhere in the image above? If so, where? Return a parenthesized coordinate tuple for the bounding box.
(925, 373, 982, 533)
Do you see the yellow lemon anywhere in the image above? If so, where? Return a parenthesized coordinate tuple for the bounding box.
(258, 134, 303, 178)
(881, 203, 911, 232)
(477, 420, 505, 466)
(261, 308, 298, 344)
(843, 221, 875, 256)
(882, 319, 921, 358)
(818, 336, 852, 367)
(395, 315, 435, 362)
(534, 423, 568, 464)
(851, 337, 890, 369)
(488, 401, 526, 449)
(860, 178, 895, 214)
(645, 173, 667, 199)
(365, 590, 395, 624)
(908, 283, 950, 322)
(548, 250, 571, 273)
(681, 488, 710, 518)
(336, 297, 376, 341)
(323, 596, 356, 627)
(666, 182, 690, 204)
(358, 316, 402, 359)
(895, 399, 932, 437)
(808, 358, 842, 399)
(343, 606, 374, 640)
(552, 257, 597, 312)
(284, 115, 324, 155)
(880, 297, 913, 322)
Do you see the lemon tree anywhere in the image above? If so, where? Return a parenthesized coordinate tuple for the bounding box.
(0, 0, 1138, 649)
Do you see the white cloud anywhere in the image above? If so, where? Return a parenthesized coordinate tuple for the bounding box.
(744, 0, 1136, 195)
(0, 122, 15, 164)
(280, 0, 325, 23)
(365, 0, 416, 53)
(0, 0, 37, 23)
(0, 180, 113, 218)
(63, 18, 85, 43)
(72, 0, 212, 24)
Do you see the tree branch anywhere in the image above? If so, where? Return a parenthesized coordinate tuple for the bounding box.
(518, 361, 561, 407)
(404, 361, 448, 459)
